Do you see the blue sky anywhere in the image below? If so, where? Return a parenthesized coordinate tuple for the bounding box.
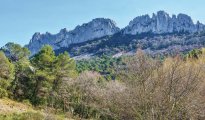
(1, 0, 205, 47)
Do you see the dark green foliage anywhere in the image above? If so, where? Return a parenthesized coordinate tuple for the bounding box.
(54, 52, 77, 90)
(76, 55, 124, 80)
(0, 51, 14, 98)
(29, 45, 77, 106)
(11, 58, 34, 101)
(30, 45, 57, 105)
(48, 52, 78, 108)
(31, 45, 55, 71)
(1, 42, 30, 62)
(0, 45, 78, 106)
(54, 32, 202, 57)
(1, 43, 32, 100)
(187, 49, 203, 59)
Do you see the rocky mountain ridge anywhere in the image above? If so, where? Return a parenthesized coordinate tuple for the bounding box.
(25, 11, 205, 56)
(27, 18, 120, 55)
(124, 11, 205, 34)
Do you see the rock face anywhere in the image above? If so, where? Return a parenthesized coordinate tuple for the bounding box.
(27, 11, 205, 56)
(27, 18, 120, 55)
(124, 11, 205, 35)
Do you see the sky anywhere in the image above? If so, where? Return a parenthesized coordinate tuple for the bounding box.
(1, 0, 205, 47)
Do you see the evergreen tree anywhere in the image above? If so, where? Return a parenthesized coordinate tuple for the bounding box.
(6, 43, 32, 100)
(0, 51, 14, 98)
(53, 52, 77, 90)
(50, 52, 77, 108)
(31, 45, 56, 105)
(2, 42, 30, 62)
(12, 58, 34, 100)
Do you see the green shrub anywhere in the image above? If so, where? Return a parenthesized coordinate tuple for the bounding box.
(0, 88, 8, 98)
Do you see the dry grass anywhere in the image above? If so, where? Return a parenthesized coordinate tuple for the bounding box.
(0, 98, 77, 120)
(0, 98, 34, 115)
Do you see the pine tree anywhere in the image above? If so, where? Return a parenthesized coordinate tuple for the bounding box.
(54, 52, 77, 90)
(0, 51, 14, 98)
(30, 45, 56, 105)
(6, 43, 32, 100)
(12, 58, 33, 100)
(2, 42, 30, 62)
(49, 52, 77, 108)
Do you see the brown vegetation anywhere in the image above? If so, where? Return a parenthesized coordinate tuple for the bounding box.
(57, 49, 205, 119)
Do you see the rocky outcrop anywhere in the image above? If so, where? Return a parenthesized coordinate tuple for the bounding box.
(27, 18, 120, 55)
(27, 11, 205, 56)
(124, 11, 205, 35)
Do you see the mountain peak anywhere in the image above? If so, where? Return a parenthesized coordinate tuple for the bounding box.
(27, 18, 120, 55)
(75, 18, 119, 31)
(92, 18, 111, 22)
(30, 32, 41, 43)
(92, 18, 117, 25)
(59, 28, 68, 34)
(156, 10, 169, 16)
(124, 11, 205, 34)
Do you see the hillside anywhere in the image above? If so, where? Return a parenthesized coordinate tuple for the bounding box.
(0, 98, 75, 120)
(1, 42, 205, 119)
(55, 32, 205, 59)
(0, 99, 33, 114)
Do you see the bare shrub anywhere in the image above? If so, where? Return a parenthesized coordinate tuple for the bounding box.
(57, 50, 205, 120)
(116, 50, 205, 120)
